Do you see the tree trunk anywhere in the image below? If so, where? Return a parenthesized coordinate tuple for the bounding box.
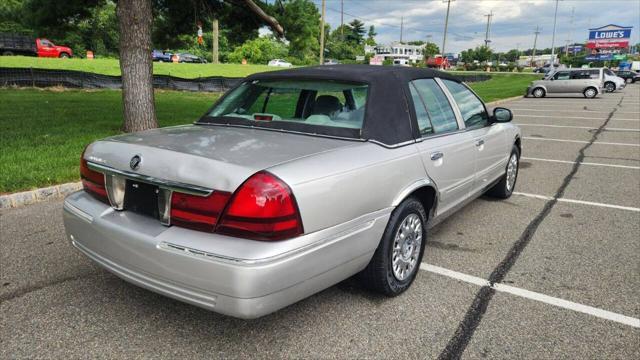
(117, 0, 157, 133)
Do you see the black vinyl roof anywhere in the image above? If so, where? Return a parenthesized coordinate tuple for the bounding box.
(204, 65, 464, 146)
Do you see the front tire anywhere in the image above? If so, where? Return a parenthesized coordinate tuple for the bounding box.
(487, 145, 520, 199)
(583, 87, 597, 98)
(59, 52, 69, 58)
(359, 197, 427, 296)
(604, 82, 616, 92)
(532, 87, 545, 98)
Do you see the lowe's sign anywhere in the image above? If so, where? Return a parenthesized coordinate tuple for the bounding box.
(587, 25, 632, 49)
(589, 28, 632, 40)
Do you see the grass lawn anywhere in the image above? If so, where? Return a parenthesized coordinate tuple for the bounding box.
(0, 89, 218, 193)
(0, 56, 277, 78)
(467, 73, 541, 102)
(0, 71, 538, 193)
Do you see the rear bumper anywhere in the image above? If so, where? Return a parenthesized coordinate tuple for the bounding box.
(63, 191, 389, 319)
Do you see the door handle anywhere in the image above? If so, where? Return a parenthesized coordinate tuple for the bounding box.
(430, 151, 444, 161)
(476, 139, 485, 147)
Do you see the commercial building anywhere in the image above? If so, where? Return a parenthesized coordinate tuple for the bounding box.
(365, 42, 425, 65)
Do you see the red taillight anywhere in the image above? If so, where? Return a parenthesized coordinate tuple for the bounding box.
(216, 171, 303, 241)
(170, 191, 231, 232)
(80, 150, 108, 203)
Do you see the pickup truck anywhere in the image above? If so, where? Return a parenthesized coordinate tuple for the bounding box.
(0, 33, 73, 58)
(425, 55, 450, 69)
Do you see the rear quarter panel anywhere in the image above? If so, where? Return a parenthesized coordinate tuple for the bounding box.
(269, 142, 427, 233)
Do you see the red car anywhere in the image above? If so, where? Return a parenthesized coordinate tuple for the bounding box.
(35, 38, 72, 58)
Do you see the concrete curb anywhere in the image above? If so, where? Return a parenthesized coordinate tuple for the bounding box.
(1, 96, 526, 210)
(0, 182, 82, 209)
(486, 95, 525, 106)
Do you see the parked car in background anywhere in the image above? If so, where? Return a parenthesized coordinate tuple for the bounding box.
(533, 63, 560, 74)
(268, 59, 292, 67)
(152, 50, 173, 62)
(323, 59, 340, 65)
(603, 68, 626, 92)
(177, 53, 207, 63)
(527, 68, 602, 98)
(64, 65, 521, 319)
(615, 70, 640, 83)
(0, 33, 72, 58)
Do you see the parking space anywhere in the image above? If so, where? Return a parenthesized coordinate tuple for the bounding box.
(1, 85, 639, 358)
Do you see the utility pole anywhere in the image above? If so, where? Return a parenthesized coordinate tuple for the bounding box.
(550, 0, 560, 65)
(340, 0, 344, 41)
(441, 0, 454, 59)
(212, 18, 219, 64)
(484, 11, 493, 48)
(565, 6, 574, 57)
(400, 16, 404, 43)
(531, 25, 540, 67)
(319, 0, 326, 64)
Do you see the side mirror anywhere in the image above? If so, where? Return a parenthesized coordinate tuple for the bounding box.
(492, 107, 513, 123)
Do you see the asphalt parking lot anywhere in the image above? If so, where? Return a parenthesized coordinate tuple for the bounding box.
(1, 85, 639, 359)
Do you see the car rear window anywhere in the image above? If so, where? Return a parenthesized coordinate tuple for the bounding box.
(206, 80, 369, 131)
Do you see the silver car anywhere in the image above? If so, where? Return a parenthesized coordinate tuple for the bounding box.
(527, 69, 603, 98)
(63, 65, 521, 318)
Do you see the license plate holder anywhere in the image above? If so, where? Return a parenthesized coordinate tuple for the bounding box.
(124, 180, 159, 219)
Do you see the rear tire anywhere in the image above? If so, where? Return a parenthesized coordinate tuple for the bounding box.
(487, 145, 520, 199)
(532, 87, 545, 98)
(604, 81, 615, 92)
(583, 87, 597, 98)
(2, 51, 14, 56)
(625, 78, 632, 84)
(359, 197, 427, 296)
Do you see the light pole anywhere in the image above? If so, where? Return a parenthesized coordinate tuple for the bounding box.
(319, 0, 326, 65)
(441, 0, 455, 60)
(550, 0, 560, 65)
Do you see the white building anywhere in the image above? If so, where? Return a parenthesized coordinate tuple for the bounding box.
(517, 54, 558, 67)
(365, 42, 425, 65)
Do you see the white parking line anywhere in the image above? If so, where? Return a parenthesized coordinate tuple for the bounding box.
(523, 137, 640, 147)
(521, 157, 640, 170)
(511, 108, 640, 115)
(513, 192, 640, 212)
(516, 114, 640, 121)
(420, 264, 640, 328)
(517, 123, 640, 132)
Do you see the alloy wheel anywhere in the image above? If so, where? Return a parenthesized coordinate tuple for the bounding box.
(392, 213, 423, 281)
(506, 153, 518, 192)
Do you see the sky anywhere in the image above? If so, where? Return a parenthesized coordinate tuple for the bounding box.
(302, 0, 640, 54)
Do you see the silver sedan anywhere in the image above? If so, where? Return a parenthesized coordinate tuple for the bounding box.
(63, 65, 521, 318)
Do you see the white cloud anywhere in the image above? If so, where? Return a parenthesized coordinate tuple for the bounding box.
(313, 0, 640, 53)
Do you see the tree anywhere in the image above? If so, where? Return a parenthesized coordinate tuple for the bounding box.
(117, 0, 157, 132)
(347, 19, 365, 44)
(365, 25, 377, 46)
(275, 0, 320, 63)
(423, 42, 439, 57)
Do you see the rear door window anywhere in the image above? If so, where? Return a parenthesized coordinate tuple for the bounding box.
(441, 79, 488, 128)
(553, 71, 571, 80)
(410, 79, 458, 135)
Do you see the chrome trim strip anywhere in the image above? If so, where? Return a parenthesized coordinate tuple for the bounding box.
(157, 207, 392, 266)
(87, 162, 213, 196)
(63, 201, 94, 223)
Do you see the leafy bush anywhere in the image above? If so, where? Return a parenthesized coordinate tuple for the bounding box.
(227, 36, 288, 65)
